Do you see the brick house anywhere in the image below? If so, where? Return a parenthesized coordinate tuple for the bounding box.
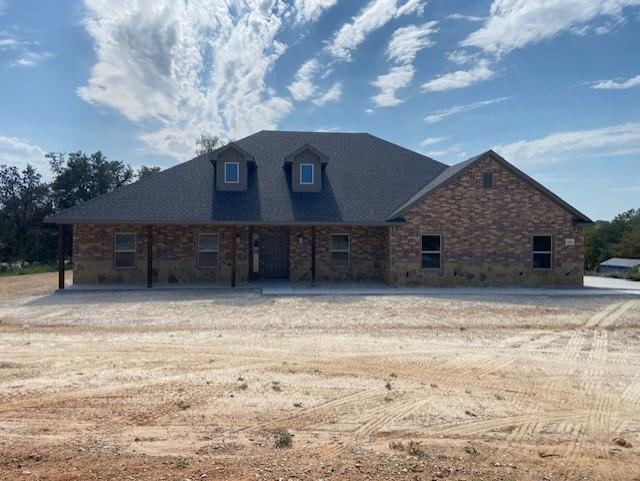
(45, 131, 592, 288)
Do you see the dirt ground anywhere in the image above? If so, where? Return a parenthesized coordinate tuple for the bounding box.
(1, 273, 639, 481)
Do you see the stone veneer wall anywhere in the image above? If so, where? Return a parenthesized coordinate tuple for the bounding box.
(73, 224, 249, 284)
(386, 156, 586, 286)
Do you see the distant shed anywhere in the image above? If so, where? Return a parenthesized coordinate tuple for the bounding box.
(599, 257, 640, 274)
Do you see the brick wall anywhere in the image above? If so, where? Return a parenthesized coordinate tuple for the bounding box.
(73, 224, 248, 284)
(386, 156, 586, 286)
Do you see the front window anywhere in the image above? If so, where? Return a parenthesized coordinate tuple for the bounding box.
(114, 233, 136, 268)
(421, 235, 441, 269)
(483, 172, 493, 189)
(300, 163, 314, 184)
(198, 233, 219, 268)
(533, 235, 552, 269)
(224, 162, 239, 183)
(330, 234, 349, 267)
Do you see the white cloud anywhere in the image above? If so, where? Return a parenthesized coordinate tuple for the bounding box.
(420, 136, 445, 146)
(325, 0, 426, 61)
(386, 22, 437, 64)
(365, 108, 374, 114)
(591, 74, 640, 90)
(10, 50, 53, 67)
(0, 37, 19, 49)
(371, 65, 414, 107)
(424, 97, 509, 123)
(288, 59, 320, 101)
(446, 13, 485, 22)
(421, 59, 494, 92)
(370, 21, 436, 108)
(78, 0, 293, 160)
(461, 0, 640, 56)
(494, 122, 640, 163)
(446, 49, 478, 65)
(314, 126, 340, 132)
(293, 0, 338, 23)
(312, 81, 342, 106)
(0, 136, 48, 171)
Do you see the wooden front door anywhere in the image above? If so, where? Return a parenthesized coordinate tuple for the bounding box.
(263, 230, 289, 279)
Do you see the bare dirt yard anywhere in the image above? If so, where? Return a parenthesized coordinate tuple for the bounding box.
(1, 273, 639, 481)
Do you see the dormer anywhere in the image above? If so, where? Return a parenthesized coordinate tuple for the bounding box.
(210, 142, 255, 191)
(283, 143, 328, 193)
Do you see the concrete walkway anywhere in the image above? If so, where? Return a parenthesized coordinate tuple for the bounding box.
(62, 275, 640, 297)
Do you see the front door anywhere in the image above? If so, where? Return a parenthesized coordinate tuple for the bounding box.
(263, 230, 289, 279)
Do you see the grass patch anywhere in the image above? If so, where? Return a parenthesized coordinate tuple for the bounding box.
(174, 457, 188, 469)
(271, 381, 282, 392)
(176, 400, 191, 410)
(0, 264, 71, 277)
(274, 429, 293, 448)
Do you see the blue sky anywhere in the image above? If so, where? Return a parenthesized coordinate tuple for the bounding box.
(0, 0, 639, 221)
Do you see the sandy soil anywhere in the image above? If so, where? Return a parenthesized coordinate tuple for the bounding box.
(1, 274, 639, 480)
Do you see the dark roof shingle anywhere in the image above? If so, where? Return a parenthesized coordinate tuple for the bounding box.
(45, 130, 448, 224)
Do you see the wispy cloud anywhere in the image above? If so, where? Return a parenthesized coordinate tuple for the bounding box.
(446, 13, 485, 22)
(0, 136, 48, 171)
(591, 74, 640, 90)
(420, 137, 446, 146)
(386, 22, 437, 64)
(371, 65, 414, 107)
(78, 0, 294, 160)
(461, 0, 640, 56)
(288, 59, 320, 101)
(312, 81, 342, 106)
(325, 0, 425, 61)
(494, 122, 640, 164)
(371, 21, 436, 108)
(293, 0, 338, 24)
(11, 50, 53, 68)
(424, 96, 509, 123)
(422, 59, 495, 92)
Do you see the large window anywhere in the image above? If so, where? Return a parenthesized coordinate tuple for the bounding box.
(224, 162, 239, 183)
(114, 233, 136, 268)
(532, 235, 552, 269)
(198, 233, 219, 268)
(330, 234, 350, 267)
(421, 235, 441, 269)
(300, 163, 314, 184)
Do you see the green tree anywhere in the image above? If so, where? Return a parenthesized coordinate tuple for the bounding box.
(584, 208, 640, 271)
(0, 164, 55, 262)
(136, 165, 162, 180)
(47, 151, 134, 211)
(194, 134, 223, 156)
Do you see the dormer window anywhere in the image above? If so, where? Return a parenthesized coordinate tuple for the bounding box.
(211, 142, 254, 192)
(300, 163, 314, 184)
(224, 162, 239, 183)
(284, 143, 328, 193)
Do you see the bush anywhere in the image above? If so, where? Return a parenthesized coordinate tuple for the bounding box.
(274, 429, 293, 448)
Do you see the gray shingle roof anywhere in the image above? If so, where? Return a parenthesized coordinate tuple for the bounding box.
(45, 131, 448, 225)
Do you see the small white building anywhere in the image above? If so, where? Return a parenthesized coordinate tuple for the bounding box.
(599, 257, 640, 274)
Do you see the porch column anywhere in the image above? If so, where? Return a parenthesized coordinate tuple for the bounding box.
(146, 225, 153, 288)
(231, 228, 237, 288)
(58, 224, 65, 290)
(311, 226, 316, 285)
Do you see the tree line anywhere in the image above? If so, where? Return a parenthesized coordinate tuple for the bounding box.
(584, 208, 640, 271)
(0, 134, 222, 265)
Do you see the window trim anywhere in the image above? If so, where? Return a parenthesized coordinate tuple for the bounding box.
(421, 234, 442, 270)
(482, 172, 493, 189)
(532, 234, 553, 270)
(114, 232, 137, 269)
(330, 233, 350, 268)
(299, 163, 314, 185)
(197, 232, 220, 269)
(224, 162, 239, 184)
